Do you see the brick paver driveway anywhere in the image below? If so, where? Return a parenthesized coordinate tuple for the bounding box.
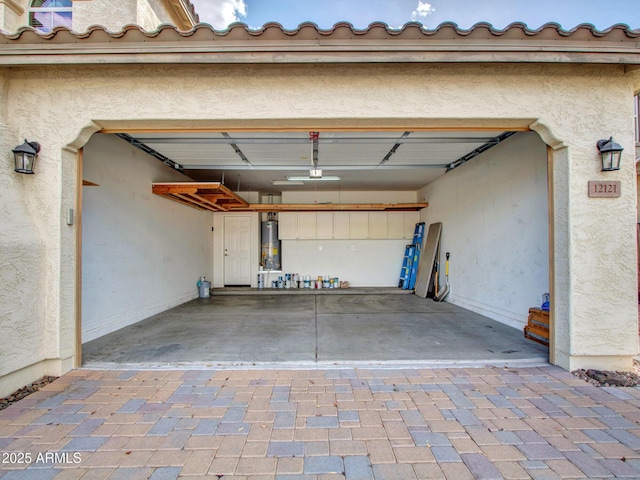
(2, 365, 640, 479)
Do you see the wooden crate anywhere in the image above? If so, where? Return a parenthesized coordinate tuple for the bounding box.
(524, 308, 549, 346)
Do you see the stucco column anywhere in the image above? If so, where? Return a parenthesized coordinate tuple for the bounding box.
(0, 124, 51, 393)
(551, 139, 638, 371)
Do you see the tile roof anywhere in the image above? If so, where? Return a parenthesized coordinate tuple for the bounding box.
(0, 22, 638, 66)
(1, 20, 638, 40)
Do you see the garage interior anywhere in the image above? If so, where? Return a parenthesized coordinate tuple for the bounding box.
(80, 128, 550, 367)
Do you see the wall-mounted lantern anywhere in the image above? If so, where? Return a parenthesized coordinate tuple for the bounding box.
(12, 139, 40, 174)
(596, 137, 623, 172)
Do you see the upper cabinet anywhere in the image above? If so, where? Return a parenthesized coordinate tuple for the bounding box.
(349, 212, 369, 239)
(388, 211, 421, 239)
(316, 212, 334, 239)
(278, 210, 421, 240)
(297, 212, 317, 239)
(333, 212, 350, 239)
(277, 212, 298, 239)
(368, 212, 388, 239)
(403, 211, 421, 238)
(278, 212, 316, 239)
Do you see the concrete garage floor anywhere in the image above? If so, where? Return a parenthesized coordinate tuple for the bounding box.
(82, 291, 548, 368)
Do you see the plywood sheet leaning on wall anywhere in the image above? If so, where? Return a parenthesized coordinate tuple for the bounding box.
(414, 222, 442, 299)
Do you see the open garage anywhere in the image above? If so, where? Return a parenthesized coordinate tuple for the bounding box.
(79, 127, 550, 367)
(1, 21, 638, 394)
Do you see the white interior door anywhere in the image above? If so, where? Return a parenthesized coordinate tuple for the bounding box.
(224, 215, 252, 286)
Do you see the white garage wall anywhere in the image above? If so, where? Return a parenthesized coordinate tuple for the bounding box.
(419, 132, 549, 329)
(281, 239, 408, 287)
(82, 134, 213, 342)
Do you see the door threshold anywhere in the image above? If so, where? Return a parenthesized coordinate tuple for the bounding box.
(81, 357, 550, 371)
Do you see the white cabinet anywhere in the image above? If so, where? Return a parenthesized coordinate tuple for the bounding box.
(403, 211, 421, 238)
(387, 212, 404, 239)
(368, 212, 388, 239)
(387, 211, 421, 239)
(316, 212, 333, 239)
(349, 212, 368, 239)
(278, 212, 317, 239)
(278, 212, 298, 239)
(333, 212, 350, 239)
(279, 210, 421, 240)
(297, 212, 317, 239)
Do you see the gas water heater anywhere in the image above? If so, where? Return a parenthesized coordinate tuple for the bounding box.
(261, 216, 281, 270)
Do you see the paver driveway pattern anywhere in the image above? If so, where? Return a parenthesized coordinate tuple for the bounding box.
(1, 365, 640, 479)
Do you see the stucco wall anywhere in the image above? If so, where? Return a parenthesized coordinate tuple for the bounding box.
(137, 0, 163, 31)
(637, 172, 640, 223)
(1, 0, 185, 34)
(0, 61, 638, 394)
(0, 0, 23, 32)
(81, 134, 212, 342)
(72, 1, 137, 32)
(419, 132, 549, 329)
(0, 121, 48, 393)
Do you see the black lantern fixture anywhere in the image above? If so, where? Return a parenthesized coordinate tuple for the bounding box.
(12, 139, 40, 174)
(596, 137, 623, 172)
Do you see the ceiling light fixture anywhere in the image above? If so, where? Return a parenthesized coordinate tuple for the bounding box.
(273, 180, 305, 186)
(287, 175, 341, 181)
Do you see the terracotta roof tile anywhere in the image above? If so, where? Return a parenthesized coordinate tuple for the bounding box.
(1, 21, 638, 41)
(0, 22, 637, 66)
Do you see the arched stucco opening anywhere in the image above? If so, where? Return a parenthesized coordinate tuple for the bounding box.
(71, 119, 555, 368)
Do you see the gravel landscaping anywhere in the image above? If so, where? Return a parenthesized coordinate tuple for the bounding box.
(0, 376, 58, 410)
(572, 359, 640, 387)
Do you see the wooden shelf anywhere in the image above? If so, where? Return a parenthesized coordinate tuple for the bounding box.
(152, 182, 249, 212)
(152, 182, 428, 212)
(245, 203, 429, 212)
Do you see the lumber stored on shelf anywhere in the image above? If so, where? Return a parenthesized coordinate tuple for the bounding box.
(152, 182, 428, 212)
(152, 182, 249, 212)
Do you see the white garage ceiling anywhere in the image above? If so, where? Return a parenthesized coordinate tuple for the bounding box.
(118, 130, 517, 192)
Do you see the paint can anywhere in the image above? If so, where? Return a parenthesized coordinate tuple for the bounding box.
(257, 273, 265, 289)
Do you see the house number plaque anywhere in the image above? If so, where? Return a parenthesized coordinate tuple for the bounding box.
(588, 181, 621, 198)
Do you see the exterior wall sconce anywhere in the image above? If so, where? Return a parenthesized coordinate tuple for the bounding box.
(597, 137, 623, 171)
(12, 139, 40, 174)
